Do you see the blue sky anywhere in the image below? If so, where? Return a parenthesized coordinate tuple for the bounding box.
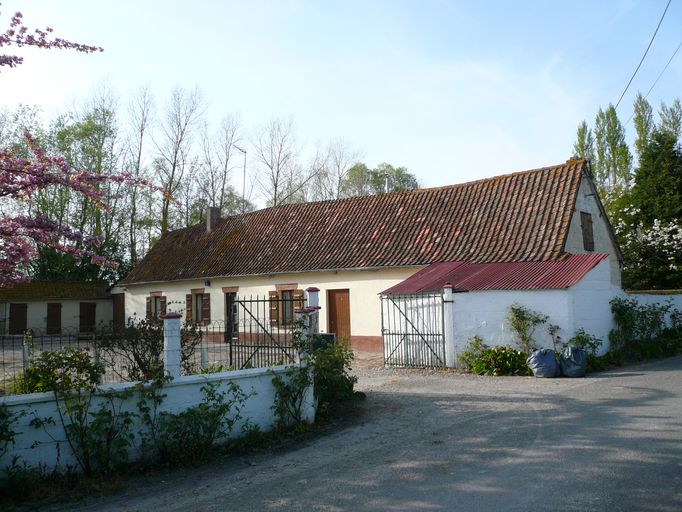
(1, 0, 681, 194)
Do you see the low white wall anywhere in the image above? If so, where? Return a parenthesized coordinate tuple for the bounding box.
(626, 292, 682, 313)
(0, 366, 315, 472)
(451, 289, 572, 359)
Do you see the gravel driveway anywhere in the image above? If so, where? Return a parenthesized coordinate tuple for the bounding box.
(44, 354, 682, 511)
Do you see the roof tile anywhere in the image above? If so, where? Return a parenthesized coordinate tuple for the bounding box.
(122, 161, 585, 284)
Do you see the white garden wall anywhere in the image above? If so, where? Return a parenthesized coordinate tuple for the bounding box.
(0, 365, 315, 471)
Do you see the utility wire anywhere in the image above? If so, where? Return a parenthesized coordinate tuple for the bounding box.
(625, 38, 682, 125)
(614, 0, 672, 110)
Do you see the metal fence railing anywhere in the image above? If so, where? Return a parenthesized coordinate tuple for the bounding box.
(0, 295, 304, 396)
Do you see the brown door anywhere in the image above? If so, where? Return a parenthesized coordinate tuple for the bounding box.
(327, 289, 351, 341)
(46, 303, 62, 334)
(112, 293, 125, 329)
(79, 302, 97, 333)
(8, 303, 27, 334)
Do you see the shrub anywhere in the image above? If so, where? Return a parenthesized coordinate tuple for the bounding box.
(21, 347, 104, 393)
(459, 337, 531, 376)
(609, 297, 675, 360)
(312, 339, 357, 417)
(95, 317, 202, 381)
(507, 304, 548, 353)
(568, 329, 603, 355)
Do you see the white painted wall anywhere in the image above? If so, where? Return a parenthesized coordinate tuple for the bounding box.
(0, 365, 315, 471)
(564, 175, 622, 287)
(449, 259, 622, 363)
(2, 299, 113, 333)
(122, 267, 419, 338)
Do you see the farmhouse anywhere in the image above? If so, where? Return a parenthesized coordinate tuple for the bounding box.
(118, 159, 622, 355)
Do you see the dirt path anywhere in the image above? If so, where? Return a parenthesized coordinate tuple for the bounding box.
(41, 355, 682, 511)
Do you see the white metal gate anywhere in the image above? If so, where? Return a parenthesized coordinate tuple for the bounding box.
(381, 293, 445, 367)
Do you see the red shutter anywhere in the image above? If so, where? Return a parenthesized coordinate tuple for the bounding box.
(269, 290, 279, 326)
(146, 297, 152, 319)
(186, 294, 193, 323)
(201, 294, 211, 325)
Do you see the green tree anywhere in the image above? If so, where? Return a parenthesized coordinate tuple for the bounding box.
(370, 163, 419, 194)
(593, 104, 632, 192)
(659, 98, 682, 141)
(618, 129, 682, 289)
(573, 120, 594, 162)
(633, 93, 654, 162)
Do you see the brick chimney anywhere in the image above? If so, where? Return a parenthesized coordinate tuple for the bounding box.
(206, 206, 221, 233)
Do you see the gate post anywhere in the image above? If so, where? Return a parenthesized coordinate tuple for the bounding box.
(162, 312, 182, 379)
(443, 284, 456, 368)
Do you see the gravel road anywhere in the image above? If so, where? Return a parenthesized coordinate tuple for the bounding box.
(43, 353, 682, 511)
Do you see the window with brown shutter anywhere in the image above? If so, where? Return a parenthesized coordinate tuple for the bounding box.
(580, 211, 594, 252)
(147, 292, 166, 319)
(269, 289, 304, 327)
(186, 291, 210, 325)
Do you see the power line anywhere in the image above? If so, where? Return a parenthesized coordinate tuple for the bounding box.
(614, 0, 672, 110)
(625, 38, 682, 126)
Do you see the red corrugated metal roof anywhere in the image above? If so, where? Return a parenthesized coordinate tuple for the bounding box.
(381, 254, 609, 295)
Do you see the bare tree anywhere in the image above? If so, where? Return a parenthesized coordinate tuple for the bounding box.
(198, 114, 242, 212)
(252, 117, 317, 207)
(124, 86, 154, 265)
(154, 86, 205, 235)
(309, 138, 361, 201)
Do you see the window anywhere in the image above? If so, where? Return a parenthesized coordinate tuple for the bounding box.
(269, 287, 304, 327)
(580, 211, 594, 252)
(186, 289, 211, 325)
(225, 292, 239, 340)
(146, 292, 166, 319)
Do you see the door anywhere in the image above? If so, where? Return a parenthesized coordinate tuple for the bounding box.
(8, 303, 27, 334)
(327, 289, 351, 341)
(112, 293, 125, 329)
(46, 303, 62, 334)
(79, 302, 97, 333)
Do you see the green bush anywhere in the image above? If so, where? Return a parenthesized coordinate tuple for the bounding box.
(20, 347, 104, 394)
(313, 340, 357, 417)
(459, 337, 531, 376)
(507, 304, 548, 353)
(568, 329, 603, 355)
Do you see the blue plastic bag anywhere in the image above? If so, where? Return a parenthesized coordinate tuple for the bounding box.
(526, 349, 561, 378)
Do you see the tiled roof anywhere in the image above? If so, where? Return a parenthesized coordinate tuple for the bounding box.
(0, 281, 111, 301)
(121, 160, 585, 284)
(381, 254, 609, 295)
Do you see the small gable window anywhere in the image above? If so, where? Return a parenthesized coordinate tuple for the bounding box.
(580, 211, 594, 252)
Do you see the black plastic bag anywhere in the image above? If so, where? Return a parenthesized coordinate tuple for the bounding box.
(560, 347, 588, 377)
(526, 349, 561, 378)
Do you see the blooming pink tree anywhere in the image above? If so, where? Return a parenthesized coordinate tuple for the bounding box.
(0, 11, 155, 286)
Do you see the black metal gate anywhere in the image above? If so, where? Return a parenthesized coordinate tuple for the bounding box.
(226, 295, 302, 369)
(381, 293, 445, 368)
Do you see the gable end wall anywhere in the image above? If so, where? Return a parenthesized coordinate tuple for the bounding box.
(564, 175, 622, 287)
